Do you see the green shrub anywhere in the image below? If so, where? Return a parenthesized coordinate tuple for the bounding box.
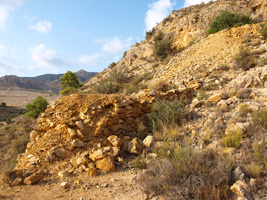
(233, 47, 256, 70)
(222, 129, 243, 148)
(1, 102, 6, 107)
(95, 81, 121, 94)
(207, 11, 251, 34)
(162, 16, 174, 25)
(154, 39, 172, 59)
(154, 30, 164, 41)
(260, 23, 267, 40)
(146, 28, 155, 40)
(131, 157, 147, 169)
(25, 96, 48, 118)
(147, 101, 184, 131)
(5, 117, 12, 124)
(251, 109, 267, 129)
(108, 62, 116, 69)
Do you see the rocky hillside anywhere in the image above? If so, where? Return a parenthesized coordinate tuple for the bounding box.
(83, 0, 266, 92)
(0, 70, 97, 92)
(1, 0, 267, 199)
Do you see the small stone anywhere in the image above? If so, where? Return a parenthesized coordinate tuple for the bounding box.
(89, 149, 107, 161)
(76, 121, 85, 130)
(143, 135, 154, 148)
(230, 180, 253, 200)
(87, 167, 98, 177)
(107, 135, 123, 147)
(30, 130, 38, 141)
(12, 177, 23, 186)
(72, 139, 84, 148)
(109, 147, 120, 157)
(58, 171, 70, 178)
(24, 172, 43, 185)
(59, 182, 69, 189)
(207, 94, 221, 103)
(76, 130, 84, 139)
(68, 128, 76, 138)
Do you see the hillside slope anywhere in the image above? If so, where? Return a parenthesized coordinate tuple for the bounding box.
(83, 0, 266, 92)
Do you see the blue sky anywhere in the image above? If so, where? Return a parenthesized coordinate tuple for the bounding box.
(0, 0, 211, 77)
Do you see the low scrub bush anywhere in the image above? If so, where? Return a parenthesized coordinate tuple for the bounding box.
(260, 23, 267, 40)
(222, 129, 243, 148)
(146, 28, 155, 40)
(233, 48, 256, 70)
(239, 104, 252, 117)
(131, 157, 147, 169)
(1, 102, 6, 107)
(26, 96, 48, 118)
(154, 39, 172, 59)
(251, 109, 267, 129)
(147, 101, 184, 131)
(140, 148, 233, 199)
(207, 11, 251, 34)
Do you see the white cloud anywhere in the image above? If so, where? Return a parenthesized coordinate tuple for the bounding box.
(78, 53, 102, 65)
(145, 0, 175, 31)
(29, 20, 52, 35)
(30, 44, 65, 68)
(184, 0, 214, 7)
(0, 0, 24, 29)
(102, 36, 133, 54)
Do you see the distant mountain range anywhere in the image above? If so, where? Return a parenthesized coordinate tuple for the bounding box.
(0, 70, 97, 92)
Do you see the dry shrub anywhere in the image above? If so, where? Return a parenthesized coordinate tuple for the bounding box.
(140, 148, 233, 199)
(150, 80, 170, 92)
(233, 48, 256, 71)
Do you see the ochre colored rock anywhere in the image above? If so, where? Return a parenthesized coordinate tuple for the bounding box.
(96, 156, 115, 172)
(24, 172, 43, 185)
(89, 149, 107, 161)
(207, 94, 221, 103)
(143, 135, 154, 148)
(12, 177, 23, 186)
(107, 135, 123, 147)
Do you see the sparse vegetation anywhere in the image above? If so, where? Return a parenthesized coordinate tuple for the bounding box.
(162, 16, 174, 25)
(147, 101, 184, 131)
(146, 28, 155, 40)
(60, 71, 82, 96)
(251, 109, 267, 129)
(154, 39, 172, 60)
(207, 11, 251, 34)
(140, 147, 233, 199)
(233, 47, 256, 70)
(131, 156, 147, 169)
(260, 23, 267, 40)
(222, 129, 243, 148)
(25, 96, 48, 118)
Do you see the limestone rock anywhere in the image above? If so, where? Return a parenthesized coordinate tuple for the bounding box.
(30, 130, 39, 141)
(12, 177, 23, 186)
(76, 121, 85, 131)
(87, 167, 98, 177)
(77, 156, 90, 166)
(96, 156, 115, 172)
(225, 123, 244, 135)
(109, 147, 120, 157)
(143, 135, 154, 148)
(207, 94, 221, 103)
(72, 139, 84, 148)
(76, 129, 84, 139)
(24, 172, 43, 185)
(230, 180, 253, 200)
(59, 182, 69, 189)
(89, 149, 107, 161)
(125, 138, 143, 155)
(58, 171, 70, 178)
(107, 135, 123, 147)
(68, 128, 76, 138)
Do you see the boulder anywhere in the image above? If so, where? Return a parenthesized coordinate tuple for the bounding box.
(96, 156, 115, 172)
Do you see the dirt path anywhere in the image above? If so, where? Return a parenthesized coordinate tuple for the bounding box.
(0, 169, 161, 200)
